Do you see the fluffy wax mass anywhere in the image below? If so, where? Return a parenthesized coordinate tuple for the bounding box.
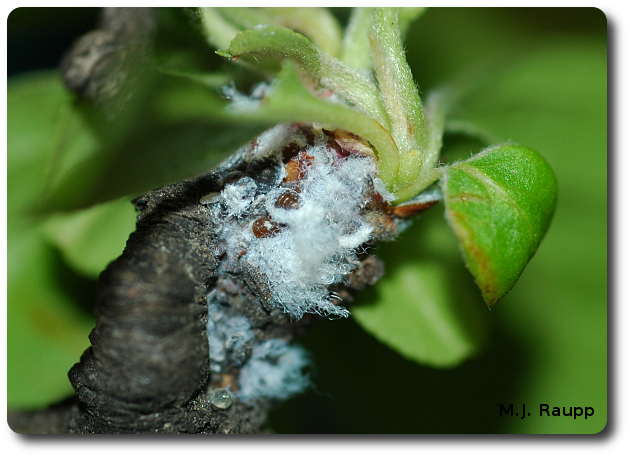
(238, 339, 310, 402)
(205, 124, 391, 401)
(206, 305, 310, 402)
(206, 302, 255, 373)
(241, 129, 385, 319)
(221, 176, 257, 217)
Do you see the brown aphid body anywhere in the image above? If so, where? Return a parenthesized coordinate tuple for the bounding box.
(283, 160, 301, 184)
(283, 151, 314, 184)
(252, 216, 284, 238)
(274, 190, 301, 210)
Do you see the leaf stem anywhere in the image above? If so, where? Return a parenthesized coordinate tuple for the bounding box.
(392, 167, 442, 203)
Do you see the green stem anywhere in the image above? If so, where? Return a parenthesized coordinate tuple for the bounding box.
(392, 167, 442, 203)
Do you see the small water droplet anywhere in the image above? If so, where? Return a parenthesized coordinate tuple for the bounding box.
(210, 388, 233, 410)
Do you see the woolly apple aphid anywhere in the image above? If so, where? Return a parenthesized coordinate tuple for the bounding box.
(252, 216, 283, 238)
(274, 190, 301, 210)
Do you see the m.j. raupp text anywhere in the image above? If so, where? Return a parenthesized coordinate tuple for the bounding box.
(500, 404, 594, 419)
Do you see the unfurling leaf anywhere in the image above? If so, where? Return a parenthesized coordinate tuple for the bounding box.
(441, 144, 557, 306)
(218, 25, 321, 79)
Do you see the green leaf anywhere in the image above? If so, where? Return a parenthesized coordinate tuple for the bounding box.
(390, 87, 455, 203)
(216, 15, 389, 131)
(264, 7, 343, 57)
(441, 144, 557, 306)
(7, 72, 72, 201)
(8, 72, 97, 408)
(41, 199, 137, 279)
(319, 53, 389, 128)
(199, 7, 241, 50)
(214, 7, 274, 31)
(219, 25, 321, 79)
(352, 262, 480, 367)
(8, 234, 96, 409)
(34, 74, 266, 212)
(158, 68, 232, 89)
(421, 88, 455, 171)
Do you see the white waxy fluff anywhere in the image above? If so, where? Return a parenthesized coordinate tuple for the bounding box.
(242, 136, 378, 319)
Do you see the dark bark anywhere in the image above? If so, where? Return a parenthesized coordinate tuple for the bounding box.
(66, 172, 221, 433)
(10, 161, 296, 434)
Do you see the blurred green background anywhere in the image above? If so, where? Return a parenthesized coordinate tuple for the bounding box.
(7, 8, 606, 433)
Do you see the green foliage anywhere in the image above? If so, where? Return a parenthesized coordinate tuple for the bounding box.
(218, 25, 321, 77)
(229, 61, 400, 184)
(35, 73, 267, 212)
(8, 9, 603, 434)
(209, 7, 558, 362)
(442, 145, 557, 306)
(352, 262, 480, 368)
(6, 71, 141, 407)
(211, 7, 452, 200)
(271, 8, 605, 434)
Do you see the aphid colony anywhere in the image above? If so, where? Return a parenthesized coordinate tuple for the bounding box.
(204, 123, 400, 320)
(202, 122, 440, 402)
(205, 302, 310, 403)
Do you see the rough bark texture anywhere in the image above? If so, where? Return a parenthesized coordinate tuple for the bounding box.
(10, 162, 303, 434)
(67, 171, 223, 433)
